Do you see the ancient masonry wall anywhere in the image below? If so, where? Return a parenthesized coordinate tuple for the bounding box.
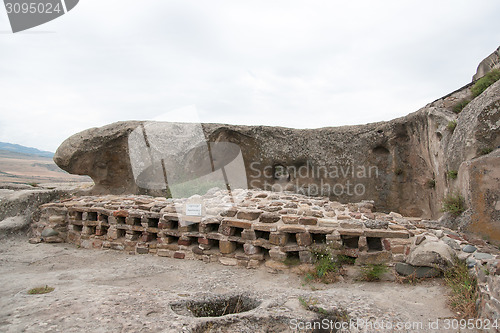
(33, 190, 416, 266)
(33, 189, 500, 322)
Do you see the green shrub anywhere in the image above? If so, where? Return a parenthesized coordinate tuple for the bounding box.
(452, 99, 470, 114)
(28, 285, 54, 295)
(427, 179, 436, 189)
(447, 121, 457, 132)
(479, 147, 494, 156)
(304, 250, 347, 284)
(441, 192, 465, 216)
(359, 264, 388, 282)
(471, 69, 500, 97)
(447, 170, 458, 180)
(444, 259, 478, 318)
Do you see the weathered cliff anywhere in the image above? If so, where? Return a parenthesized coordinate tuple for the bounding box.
(54, 49, 500, 241)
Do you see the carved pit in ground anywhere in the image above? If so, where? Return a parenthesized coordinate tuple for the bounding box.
(170, 294, 260, 318)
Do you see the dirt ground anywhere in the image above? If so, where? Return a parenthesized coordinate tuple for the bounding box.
(0, 236, 465, 333)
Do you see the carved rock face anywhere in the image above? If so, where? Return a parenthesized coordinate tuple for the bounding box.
(53, 62, 500, 233)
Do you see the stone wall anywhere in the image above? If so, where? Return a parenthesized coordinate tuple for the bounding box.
(32, 188, 500, 323)
(33, 189, 414, 267)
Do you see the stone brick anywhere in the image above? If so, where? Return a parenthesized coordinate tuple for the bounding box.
(219, 257, 238, 266)
(95, 228, 106, 236)
(136, 247, 149, 254)
(142, 233, 156, 242)
(243, 243, 261, 255)
(364, 229, 409, 239)
(178, 238, 192, 246)
(218, 223, 232, 236)
(349, 212, 362, 219)
(282, 215, 300, 224)
(279, 225, 306, 233)
(259, 212, 281, 223)
(162, 213, 180, 221)
(220, 208, 238, 217)
(341, 248, 359, 257)
(197, 237, 210, 245)
(270, 233, 288, 246)
(269, 247, 287, 261)
(299, 217, 317, 225)
(227, 219, 252, 229)
(247, 259, 261, 269)
(192, 246, 204, 255)
(113, 210, 129, 218)
(265, 260, 288, 271)
(340, 220, 363, 229)
(296, 233, 312, 246)
(237, 259, 249, 267)
(253, 224, 277, 232)
(338, 229, 363, 236)
(173, 252, 185, 259)
(219, 240, 236, 254)
(236, 210, 263, 221)
(299, 251, 314, 263)
(389, 224, 407, 231)
(48, 215, 65, 224)
(358, 236, 368, 251)
(199, 243, 212, 251)
(318, 219, 339, 228)
(241, 229, 256, 240)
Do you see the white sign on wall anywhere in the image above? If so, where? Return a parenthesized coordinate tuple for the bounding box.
(185, 204, 202, 216)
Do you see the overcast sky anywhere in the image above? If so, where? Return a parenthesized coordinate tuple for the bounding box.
(0, 0, 499, 152)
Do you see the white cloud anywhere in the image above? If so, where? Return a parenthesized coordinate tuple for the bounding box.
(0, 0, 499, 151)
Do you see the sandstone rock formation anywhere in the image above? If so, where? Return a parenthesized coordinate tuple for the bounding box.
(54, 47, 500, 242)
(473, 46, 500, 81)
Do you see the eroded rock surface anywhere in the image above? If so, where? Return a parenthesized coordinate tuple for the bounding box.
(53, 48, 500, 241)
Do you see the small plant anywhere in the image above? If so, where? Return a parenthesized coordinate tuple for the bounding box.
(479, 147, 494, 156)
(444, 259, 478, 319)
(441, 192, 465, 217)
(471, 69, 500, 97)
(447, 170, 458, 180)
(452, 99, 470, 114)
(359, 264, 387, 282)
(304, 249, 343, 284)
(337, 254, 356, 265)
(298, 296, 318, 309)
(447, 120, 457, 132)
(394, 272, 421, 285)
(426, 179, 436, 189)
(394, 168, 404, 176)
(28, 285, 54, 295)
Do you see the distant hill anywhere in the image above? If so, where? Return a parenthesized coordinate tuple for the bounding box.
(0, 142, 54, 158)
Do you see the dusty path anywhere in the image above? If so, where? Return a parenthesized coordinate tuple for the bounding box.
(0, 236, 460, 332)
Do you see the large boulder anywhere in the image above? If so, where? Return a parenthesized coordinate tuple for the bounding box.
(53, 46, 500, 234)
(458, 149, 500, 242)
(473, 46, 500, 81)
(54, 121, 142, 195)
(407, 239, 456, 269)
(446, 79, 500, 171)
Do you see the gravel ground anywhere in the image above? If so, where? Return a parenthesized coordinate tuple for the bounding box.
(0, 236, 465, 332)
